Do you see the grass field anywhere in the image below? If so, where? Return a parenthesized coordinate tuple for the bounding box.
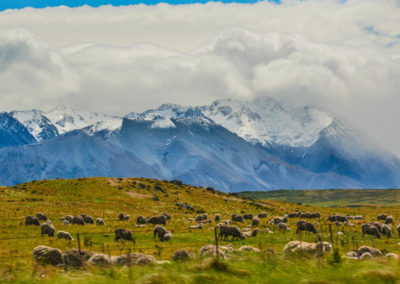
(0, 178, 400, 283)
(238, 189, 400, 207)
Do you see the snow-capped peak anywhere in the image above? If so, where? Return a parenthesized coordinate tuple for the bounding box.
(200, 97, 333, 147)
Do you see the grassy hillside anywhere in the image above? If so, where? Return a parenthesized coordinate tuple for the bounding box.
(238, 189, 400, 207)
(0, 178, 400, 283)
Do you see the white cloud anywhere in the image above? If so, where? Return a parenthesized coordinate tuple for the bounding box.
(0, 1, 400, 155)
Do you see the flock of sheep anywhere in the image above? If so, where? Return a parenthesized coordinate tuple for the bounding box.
(25, 208, 400, 267)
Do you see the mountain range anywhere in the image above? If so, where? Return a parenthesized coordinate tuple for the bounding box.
(1, 97, 399, 192)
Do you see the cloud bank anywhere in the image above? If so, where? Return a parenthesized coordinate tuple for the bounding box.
(0, 0, 400, 154)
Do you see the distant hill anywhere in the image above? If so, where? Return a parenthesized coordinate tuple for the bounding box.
(238, 189, 400, 207)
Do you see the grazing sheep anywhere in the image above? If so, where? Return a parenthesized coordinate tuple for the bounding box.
(337, 232, 344, 236)
(224, 220, 232, 225)
(118, 213, 130, 221)
(195, 213, 208, 221)
(288, 212, 301, 218)
(148, 215, 167, 226)
(199, 244, 225, 257)
(188, 223, 204, 229)
(265, 228, 274, 234)
(199, 219, 212, 224)
(36, 212, 48, 221)
(257, 212, 268, 218)
(369, 221, 383, 232)
(153, 225, 172, 242)
(283, 241, 332, 257)
(251, 217, 260, 227)
(300, 212, 321, 219)
(344, 221, 355, 227)
(327, 215, 348, 223)
(385, 216, 394, 225)
(173, 249, 193, 261)
(360, 252, 373, 260)
(218, 225, 246, 241)
(63, 249, 94, 267)
(114, 228, 135, 243)
(239, 245, 260, 253)
(244, 228, 260, 238)
(25, 216, 40, 226)
(386, 253, 398, 259)
(88, 254, 112, 266)
(296, 221, 318, 234)
(347, 215, 363, 220)
(56, 231, 74, 241)
(272, 216, 288, 225)
(153, 225, 168, 239)
(278, 222, 290, 232)
(357, 246, 382, 257)
(231, 214, 245, 223)
(381, 224, 392, 237)
(33, 246, 64, 266)
(214, 214, 221, 222)
(64, 215, 73, 223)
(96, 218, 105, 226)
(80, 214, 94, 224)
(162, 213, 172, 220)
(63, 220, 70, 225)
(137, 216, 147, 225)
(72, 215, 85, 225)
(243, 213, 254, 220)
(361, 223, 381, 239)
(377, 214, 387, 221)
(41, 223, 56, 237)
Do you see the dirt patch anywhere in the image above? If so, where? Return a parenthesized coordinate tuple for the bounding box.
(127, 192, 153, 199)
(107, 178, 127, 187)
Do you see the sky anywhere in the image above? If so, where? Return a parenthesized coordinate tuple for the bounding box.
(0, 0, 400, 155)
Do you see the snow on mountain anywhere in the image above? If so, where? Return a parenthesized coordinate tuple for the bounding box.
(10, 110, 59, 141)
(45, 105, 120, 134)
(0, 112, 36, 148)
(199, 98, 333, 147)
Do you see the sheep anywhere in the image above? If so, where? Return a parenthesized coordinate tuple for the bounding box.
(257, 212, 268, 218)
(64, 215, 73, 223)
(296, 221, 318, 234)
(239, 245, 260, 253)
(347, 215, 363, 220)
(283, 241, 332, 257)
(381, 224, 392, 237)
(72, 215, 85, 225)
(272, 216, 288, 225)
(153, 225, 172, 242)
(214, 214, 221, 222)
(41, 223, 55, 237)
(36, 212, 48, 221)
(80, 214, 94, 224)
(199, 244, 225, 258)
(114, 228, 135, 243)
(327, 215, 348, 223)
(195, 213, 208, 221)
(357, 246, 382, 257)
(88, 254, 112, 266)
(199, 219, 212, 224)
(361, 223, 381, 239)
(224, 220, 232, 225)
(334, 221, 343, 227)
(243, 213, 254, 220)
(173, 249, 193, 261)
(218, 225, 246, 241)
(244, 228, 260, 238)
(288, 212, 301, 218)
(118, 213, 130, 221)
(377, 214, 387, 221)
(231, 214, 245, 223)
(137, 216, 147, 225)
(33, 246, 64, 266)
(385, 216, 394, 225)
(56, 231, 74, 241)
(63, 220, 70, 225)
(162, 213, 172, 220)
(148, 215, 167, 226)
(188, 223, 204, 230)
(300, 212, 321, 219)
(25, 216, 40, 226)
(278, 222, 290, 232)
(265, 228, 274, 234)
(251, 217, 260, 227)
(96, 218, 105, 226)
